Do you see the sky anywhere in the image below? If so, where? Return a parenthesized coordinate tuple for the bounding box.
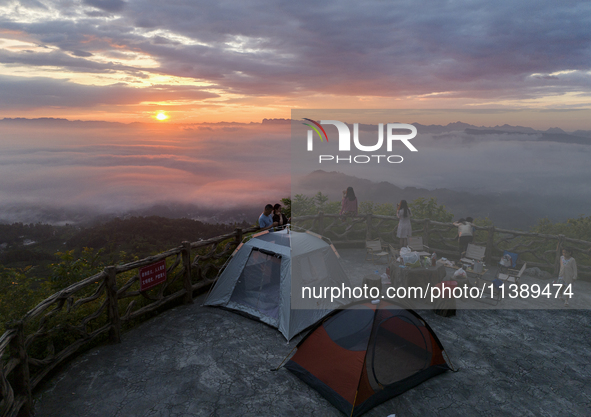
(1, 0, 591, 123)
(1, 1, 591, 222)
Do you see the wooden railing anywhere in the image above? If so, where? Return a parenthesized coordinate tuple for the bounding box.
(0, 227, 256, 417)
(2, 215, 591, 416)
(293, 213, 591, 276)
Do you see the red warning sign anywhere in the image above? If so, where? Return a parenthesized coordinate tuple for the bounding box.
(139, 260, 167, 291)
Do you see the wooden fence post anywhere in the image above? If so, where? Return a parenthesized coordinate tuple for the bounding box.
(235, 228, 243, 245)
(317, 211, 324, 234)
(486, 226, 495, 266)
(9, 321, 32, 417)
(366, 214, 373, 240)
(182, 241, 193, 304)
(554, 235, 564, 275)
(104, 266, 121, 344)
(423, 220, 430, 247)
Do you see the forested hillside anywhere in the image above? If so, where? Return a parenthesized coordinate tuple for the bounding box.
(0, 216, 248, 278)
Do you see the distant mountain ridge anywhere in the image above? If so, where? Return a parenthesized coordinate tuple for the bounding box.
(316, 119, 591, 143)
(294, 170, 589, 230)
(0, 203, 262, 227)
(464, 128, 591, 145)
(3, 117, 590, 138)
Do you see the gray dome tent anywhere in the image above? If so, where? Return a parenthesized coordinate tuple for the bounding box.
(205, 229, 351, 340)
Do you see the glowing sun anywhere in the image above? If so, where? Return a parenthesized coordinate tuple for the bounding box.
(156, 112, 169, 121)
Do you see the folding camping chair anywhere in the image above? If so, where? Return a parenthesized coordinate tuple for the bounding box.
(497, 262, 527, 285)
(408, 236, 430, 257)
(469, 276, 502, 306)
(461, 243, 486, 264)
(365, 238, 390, 264)
(498, 250, 518, 272)
(388, 244, 399, 260)
(460, 243, 486, 266)
(455, 243, 488, 282)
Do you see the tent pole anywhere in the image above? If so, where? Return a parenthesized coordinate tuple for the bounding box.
(349, 390, 359, 417)
(271, 344, 298, 371)
(442, 350, 459, 372)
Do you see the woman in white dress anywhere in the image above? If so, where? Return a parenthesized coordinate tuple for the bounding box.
(558, 247, 577, 306)
(396, 200, 412, 247)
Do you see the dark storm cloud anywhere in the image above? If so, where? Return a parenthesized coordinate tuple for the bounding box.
(1, 0, 591, 102)
(0, 75, 219, 108)
(83, 0, 126, 13)
(0, 48, 140, 73)
(70, 50, 93, 57)
(114, 0, 591, 97)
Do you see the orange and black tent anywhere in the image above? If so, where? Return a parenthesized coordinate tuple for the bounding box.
(284, 299, 452, 416)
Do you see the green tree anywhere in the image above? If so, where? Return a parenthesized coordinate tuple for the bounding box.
(409, 197, 454, 222)
(48, 247, 103, 292)
(0, 265, 41, 332)
(532, 215, 591, 242)
(291, 194, 316, 216)
(374, 203, 397, 216)
(470, 216, 493, 243)
(313, 191, 330, 212)
(359, 201, 375, 215)
(280, 197, 291, 219)
(324, 201, 341, 214)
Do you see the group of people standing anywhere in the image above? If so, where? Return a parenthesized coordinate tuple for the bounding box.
(258, 203, 291, 231)
(338, 186, 476, 255)
(260, 189, 579, 305)
(337, 188, 579, 305)
(338, 186, 413, 248)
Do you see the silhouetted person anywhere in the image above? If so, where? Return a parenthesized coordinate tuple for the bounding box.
(396, 200, 412, 247)
(340, 187, 358, 219)
(272, 203, 290, 229)
(258, 204, 278, 230)
(558, 247, 577, 306)
(453, 217, 473, 257)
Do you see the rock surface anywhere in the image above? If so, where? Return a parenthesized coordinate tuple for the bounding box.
(35, 294, 591, 416)
(525, 267, 553, 279)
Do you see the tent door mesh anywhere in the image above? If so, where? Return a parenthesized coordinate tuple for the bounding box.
(370, 315, 432, 387)
(229, 248, 282, 320)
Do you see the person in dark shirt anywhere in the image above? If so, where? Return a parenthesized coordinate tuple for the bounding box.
(272, 203, 290, 229)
